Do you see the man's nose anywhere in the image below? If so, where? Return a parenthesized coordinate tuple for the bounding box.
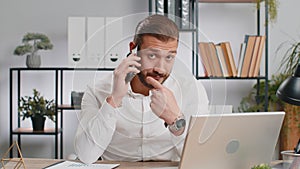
(155, 58, 165, 69)
(153, 60, 166, 74)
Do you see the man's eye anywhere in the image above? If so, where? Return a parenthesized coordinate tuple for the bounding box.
(166, 55, 174, 61)
(148, 54, 156, 59)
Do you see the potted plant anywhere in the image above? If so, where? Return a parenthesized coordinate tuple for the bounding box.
(238, 73, 287, 112)
(239, 39, 300, 155)
(13, 33, 53, 68)
(18, 89, 56, 131)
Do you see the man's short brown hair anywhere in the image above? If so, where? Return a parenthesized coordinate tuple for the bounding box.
(133, 14, 179, 46)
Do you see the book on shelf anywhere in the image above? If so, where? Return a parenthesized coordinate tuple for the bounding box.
(252, 35, 266, 77)
(181, 0, 190, 29)
(168, 0, 176, 23)
(240, 35, 257, 77)
(237, 42, 246, 77)
(199, 42, 213, 76)
(198, 35, 265, 78)
(237, 35, 265, 78)
(156, 0, 164, 14)
(247, 36, 261, 77)
(220, 42, 237, 77)
(215, 44, 229, 77)
(188, 0, 195, 29)
(208, 42, 223, 77)
(198, 41, 237, 77)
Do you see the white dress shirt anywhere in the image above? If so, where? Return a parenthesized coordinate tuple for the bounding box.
(74, 66, 209, 164)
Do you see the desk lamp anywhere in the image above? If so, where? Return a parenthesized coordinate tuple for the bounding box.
(276, 63, 300, 106)
(276, 63, 300, 155)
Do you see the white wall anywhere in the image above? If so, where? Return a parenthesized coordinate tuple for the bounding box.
(0, 0, 299, 159)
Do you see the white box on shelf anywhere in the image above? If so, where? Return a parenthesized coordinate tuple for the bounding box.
(68, 16, 126, 68)
(87, 17, 105, 68)
(68, 17, 86, 67)
(104, 17, 123, 68)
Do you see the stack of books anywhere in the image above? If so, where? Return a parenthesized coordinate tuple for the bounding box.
(198, 35, 265, 77)
(237, 35, 266, 77)
(199, 41, 237, 77)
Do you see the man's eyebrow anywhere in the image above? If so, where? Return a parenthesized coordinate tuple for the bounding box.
(146, 48, 177, 54)
(169, 50, 177, 54)
(146, 48, 160, 52)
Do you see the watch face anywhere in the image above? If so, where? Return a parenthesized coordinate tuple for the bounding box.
(176, 118, 186, 129)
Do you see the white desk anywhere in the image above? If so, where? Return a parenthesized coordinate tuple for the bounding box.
(1, 158, 178, 169)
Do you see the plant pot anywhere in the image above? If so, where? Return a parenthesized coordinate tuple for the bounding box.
(31, 115, 46, 131)
(280, 104, 300, 153)
(26, 53, 41, 68)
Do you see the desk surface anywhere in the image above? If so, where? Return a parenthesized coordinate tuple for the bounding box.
(2, 158, 284, 169)
(1, 158, 179, 169)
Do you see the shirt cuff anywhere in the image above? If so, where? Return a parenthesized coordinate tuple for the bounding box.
(97, 97, 119, 121)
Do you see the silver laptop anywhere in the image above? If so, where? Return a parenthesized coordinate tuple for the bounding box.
(177, 112, 285, 169)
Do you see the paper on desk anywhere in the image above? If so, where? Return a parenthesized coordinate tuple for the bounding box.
(44, 161, 120, 169)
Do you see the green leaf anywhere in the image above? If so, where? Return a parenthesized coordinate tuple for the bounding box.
(18, 89, 56, 122)
(13, 33, 53, 56)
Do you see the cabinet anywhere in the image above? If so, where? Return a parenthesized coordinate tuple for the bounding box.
(149, 0, 269, 111)
(9, 67, 113, 159)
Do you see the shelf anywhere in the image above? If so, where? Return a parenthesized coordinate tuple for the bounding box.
(10, 67, 115, 71)
(9, 67, 114, 158)
(57, 104, 81, 110)
(196, 76, 266, 80)
(12, 128, 63, 135)
(198, 0, 257, 3)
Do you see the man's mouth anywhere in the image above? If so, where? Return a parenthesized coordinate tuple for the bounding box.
(147, 73, 165, 81)
(148, 75, 162, 81)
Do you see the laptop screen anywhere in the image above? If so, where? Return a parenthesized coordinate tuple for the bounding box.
(179, 112, 285, 169)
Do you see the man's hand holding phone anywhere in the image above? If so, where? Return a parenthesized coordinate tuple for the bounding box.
(107, 53, 141, 108)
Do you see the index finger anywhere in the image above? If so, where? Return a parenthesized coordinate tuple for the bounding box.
(146, 77, 163, 90)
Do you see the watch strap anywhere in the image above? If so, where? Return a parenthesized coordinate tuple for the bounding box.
(168, 114, 186, 132)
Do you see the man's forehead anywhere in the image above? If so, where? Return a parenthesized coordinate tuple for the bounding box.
(141, 47, 177, 54)
(140, 35, 178, 50)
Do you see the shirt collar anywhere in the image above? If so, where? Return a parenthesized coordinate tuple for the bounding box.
(127, 85, 145, 99)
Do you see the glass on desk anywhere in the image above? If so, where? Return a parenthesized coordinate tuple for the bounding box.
(281, 150, 300, 169)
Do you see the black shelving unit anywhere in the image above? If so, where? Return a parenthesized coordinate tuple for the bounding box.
(196, 0, 269, 111)
(9, 67, 113, 159)
(149, 0, 269, 111)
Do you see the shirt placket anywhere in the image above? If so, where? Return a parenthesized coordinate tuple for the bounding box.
(141, 96, 151, 160)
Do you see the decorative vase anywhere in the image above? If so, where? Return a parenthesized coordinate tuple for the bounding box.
(31, 115, 46, 131)
(26, 53, 41, 68)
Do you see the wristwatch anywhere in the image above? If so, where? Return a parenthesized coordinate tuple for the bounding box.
(168, 114, 186, 132)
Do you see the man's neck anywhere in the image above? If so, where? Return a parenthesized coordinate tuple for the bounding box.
(130, 76, 150, 96)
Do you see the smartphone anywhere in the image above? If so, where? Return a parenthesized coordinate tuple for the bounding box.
(125, 52, 136, 83)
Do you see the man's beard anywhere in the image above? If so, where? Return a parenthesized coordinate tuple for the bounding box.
(137, 69, 169, 89)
